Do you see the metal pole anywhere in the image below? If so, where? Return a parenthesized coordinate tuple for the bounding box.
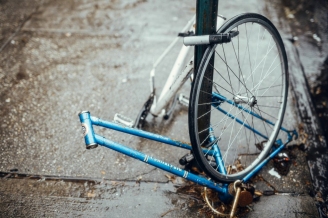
(194, 0, 218, 143)
(194, 0, 218, 73)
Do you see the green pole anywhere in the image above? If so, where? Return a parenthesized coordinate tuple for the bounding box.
(194, 0, 218, 74)
(194, 0, 218, 144)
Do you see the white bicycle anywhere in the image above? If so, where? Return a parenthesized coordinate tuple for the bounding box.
(114, 15, 226, 127)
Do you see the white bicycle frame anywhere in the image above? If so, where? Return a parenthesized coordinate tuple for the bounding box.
(113, 15, 225, 127)
(149, 15, 225, 117)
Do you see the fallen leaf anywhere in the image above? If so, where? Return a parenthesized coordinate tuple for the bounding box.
(87, 192, 96, 198)
(165, 174, 176, 183)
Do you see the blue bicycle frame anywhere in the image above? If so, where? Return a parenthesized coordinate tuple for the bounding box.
(78, 110, 297, 203)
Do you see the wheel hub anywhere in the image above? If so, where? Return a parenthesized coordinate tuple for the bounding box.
(233, 95, 257, 107)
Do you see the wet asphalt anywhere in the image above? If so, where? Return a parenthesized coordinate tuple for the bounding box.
(0, 0, 326, 217)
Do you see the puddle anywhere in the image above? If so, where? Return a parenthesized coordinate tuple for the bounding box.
(0, 171, 252, 217)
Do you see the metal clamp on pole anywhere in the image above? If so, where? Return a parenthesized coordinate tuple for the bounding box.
(183, 31, 239, 46)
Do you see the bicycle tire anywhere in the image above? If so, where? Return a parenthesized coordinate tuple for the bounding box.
(189, 13, 288, 182)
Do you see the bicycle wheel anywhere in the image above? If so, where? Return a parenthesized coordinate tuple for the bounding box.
(189, 13, 288, 182)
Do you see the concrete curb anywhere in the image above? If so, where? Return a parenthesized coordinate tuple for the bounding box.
(285, 39, 328, 217)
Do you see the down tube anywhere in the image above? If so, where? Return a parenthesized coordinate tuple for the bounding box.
(94, 134, 230, 196)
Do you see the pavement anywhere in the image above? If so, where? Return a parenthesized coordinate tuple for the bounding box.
(0, 0, 327, 217)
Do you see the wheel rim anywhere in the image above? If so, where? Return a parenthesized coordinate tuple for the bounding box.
(192, 16, 288, 181)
